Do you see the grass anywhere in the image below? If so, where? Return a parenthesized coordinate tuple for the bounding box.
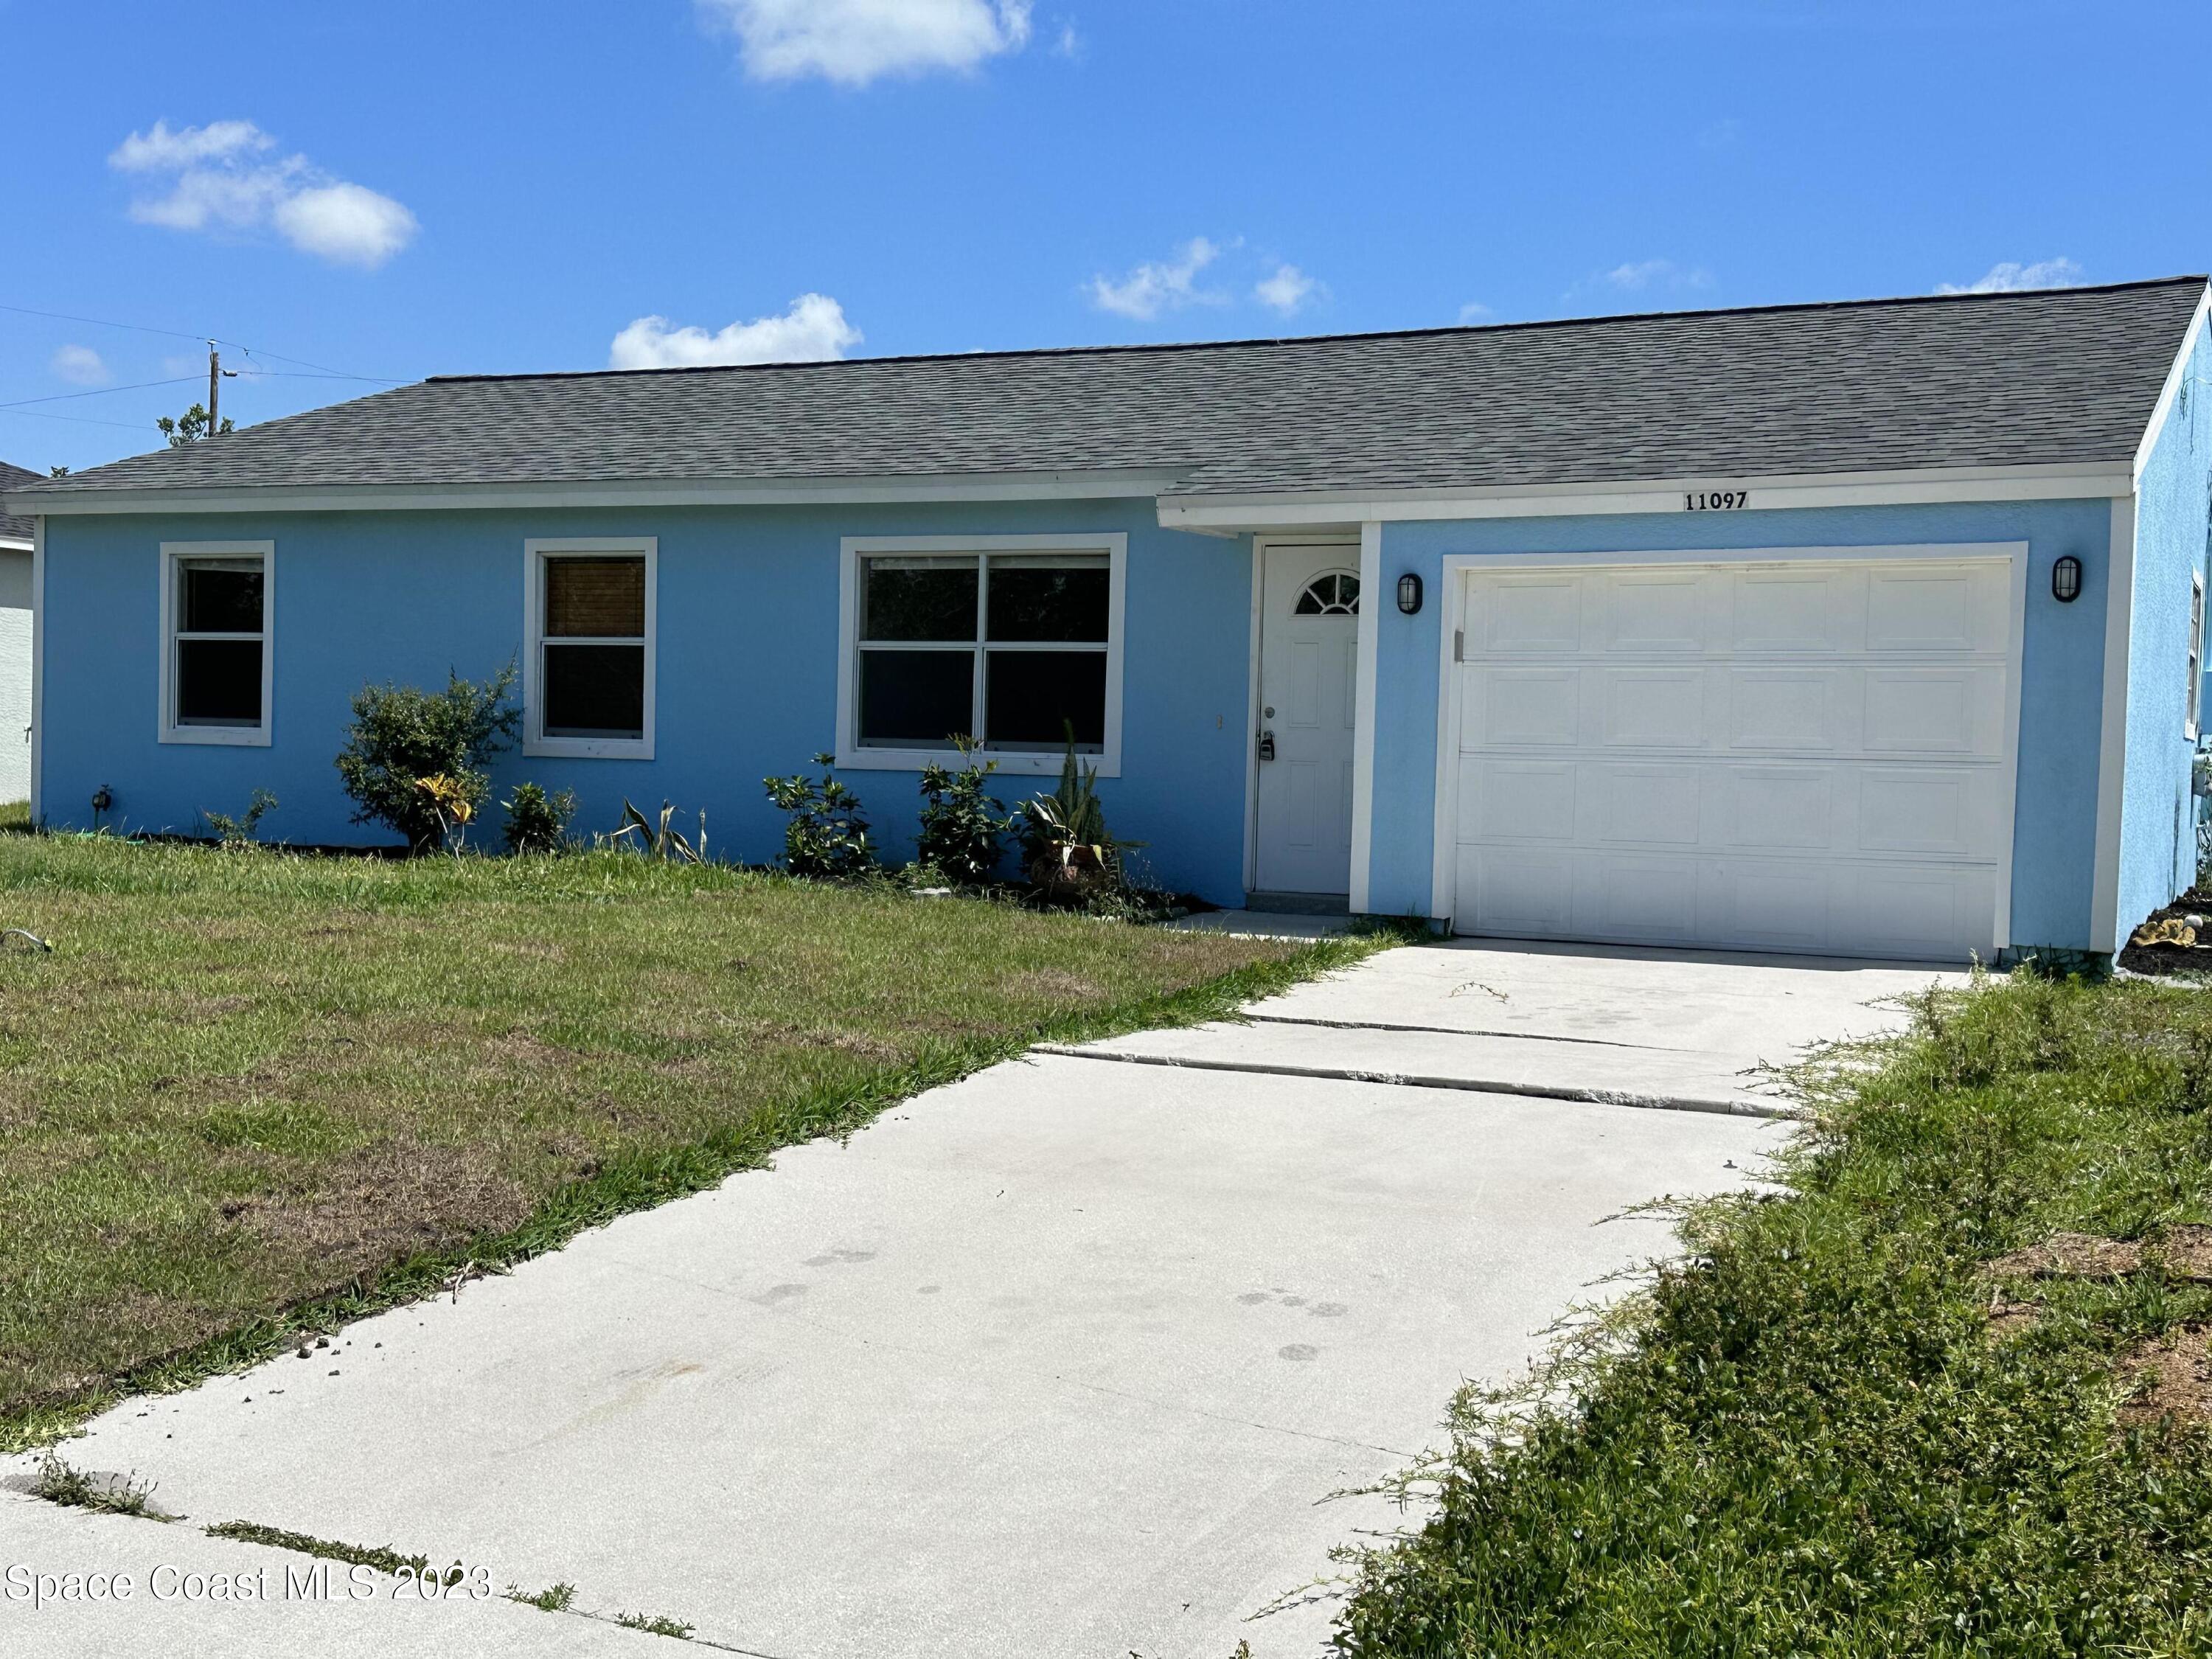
(616, 1610, 697, 1639)
(30, 1453, 170, 1519)
(203, 1518, 439, 1579)
(0, 827, 1383, 1447)
(1332, 968, 2212, 1657)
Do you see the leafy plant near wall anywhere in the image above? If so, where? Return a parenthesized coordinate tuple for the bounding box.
(501, 782, 576, 855)
(916, 738, 1014, 887)
(763, 754, 874, 880)
(201, 788, 277, 847)
(334, 664, 519, 853)
(1019, 728, 1142, 908)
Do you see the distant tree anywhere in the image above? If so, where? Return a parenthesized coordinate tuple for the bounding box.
(46, 465, 69, 478)
(157, 403, 234, 446)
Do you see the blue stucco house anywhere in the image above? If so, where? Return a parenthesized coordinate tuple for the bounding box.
(7, 276, 2211, 962)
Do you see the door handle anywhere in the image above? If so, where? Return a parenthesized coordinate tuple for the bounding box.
(1257, 729, 1276, 762)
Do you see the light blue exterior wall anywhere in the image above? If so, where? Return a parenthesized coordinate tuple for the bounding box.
(1368, 500, 2117, 950)
(38, 500, 1257, 904)
(2118, 312, 2212, 936)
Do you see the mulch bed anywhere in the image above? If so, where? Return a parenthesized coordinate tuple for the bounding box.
(2118, 892, 2212, 975)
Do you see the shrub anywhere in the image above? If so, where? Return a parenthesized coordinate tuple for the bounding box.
(763, 754, 873, 880)
(608, 798, 703, 863)
(1018, 728, 1142, 908)
(201, 788, 277, 847)
(916, 739, 1014, 887)
(501, 782, 575, 855)
(334, 664, 519, 853)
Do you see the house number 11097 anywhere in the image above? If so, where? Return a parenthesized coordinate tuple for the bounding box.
(1684, 489, 1750, 511)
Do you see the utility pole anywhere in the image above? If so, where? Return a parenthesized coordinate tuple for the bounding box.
(208, 341, 220, 434)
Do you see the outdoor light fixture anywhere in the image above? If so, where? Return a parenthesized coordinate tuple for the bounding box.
(2052, 555, 2082, 604)
(1397, 572, 1424, 614)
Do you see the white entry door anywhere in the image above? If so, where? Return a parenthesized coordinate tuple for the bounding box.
(1448, 555, 2019, 960)
(1254, 543, 1360, 896)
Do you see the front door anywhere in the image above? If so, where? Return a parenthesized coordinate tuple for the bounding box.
(1253, 543, 1360, 897)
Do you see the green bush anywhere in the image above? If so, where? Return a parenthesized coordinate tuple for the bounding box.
(201, 788, 277, 847)
(763, 754, 874, 880)
(501, 782, 575, 855)
(333, 664, 518, 853)
(917, 740, 1013, 887)
(1018, 730, 1141, 908)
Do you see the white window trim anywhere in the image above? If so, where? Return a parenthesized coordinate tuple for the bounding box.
(522, 537, 657, 760)
(2188, 571, 2205, 741)
(159, 540, 274, 748)
(836, 532, 1126, 777)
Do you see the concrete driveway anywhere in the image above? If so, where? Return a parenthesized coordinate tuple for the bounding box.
(1, 939, 1958, 1658)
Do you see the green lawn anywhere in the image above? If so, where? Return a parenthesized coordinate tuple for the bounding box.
(1333, 969, 2212, 1658)
(0, 823, 1376, 1447)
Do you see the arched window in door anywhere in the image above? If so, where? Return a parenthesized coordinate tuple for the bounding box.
(1293, 571, 1360, 616)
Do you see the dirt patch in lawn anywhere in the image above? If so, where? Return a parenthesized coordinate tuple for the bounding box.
(1987, 1232, 2146, 1279)
(2117, 1326, 2212, 1429)
(1981, 1295, 2042, 1342)
(238, 1138, 533, 1275)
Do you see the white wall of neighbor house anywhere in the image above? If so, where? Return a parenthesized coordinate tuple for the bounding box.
(0, 549, 29, 804)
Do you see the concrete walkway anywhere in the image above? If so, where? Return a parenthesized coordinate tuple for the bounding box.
(2, 940, 1958, 1658)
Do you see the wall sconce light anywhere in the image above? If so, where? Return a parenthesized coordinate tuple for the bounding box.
(2051, 555, 2082, 604)
(1397, 572, 1424, 615)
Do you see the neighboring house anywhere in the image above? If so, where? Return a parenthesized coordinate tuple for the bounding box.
(5, 277, 2211, 961)
(0, 462, 35, 805)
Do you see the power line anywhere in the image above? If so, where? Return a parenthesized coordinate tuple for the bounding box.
(0, 405, 161, 433)
(0, 300, 405, 385)
(0, 375, 201, 411)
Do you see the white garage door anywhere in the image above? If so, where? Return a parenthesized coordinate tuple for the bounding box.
(1448, 556, 2017, 961)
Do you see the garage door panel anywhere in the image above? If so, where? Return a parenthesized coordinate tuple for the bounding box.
(1863, 666, 2006, 755)
(1725, 669, 1837, 750)
(1453, 554, 2015, 961)
(1473, 667, 1579, 746)
(1481, 577, 1582, 652)
(1722, 767, 1836, 852)
(1463, 759, 1577, 841)
(1732, 570, 1851, 652)
(1593, 764, 1703, 846)
(1601, 571, 1708, 651)
(1464, 847, 1574, 933)
(1587, 855, 1700, 940)
(1601, 668, 1706, 747)
(1865, 563, 2010, 652)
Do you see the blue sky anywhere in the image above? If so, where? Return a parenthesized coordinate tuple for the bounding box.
(5, 0, 2205, 474)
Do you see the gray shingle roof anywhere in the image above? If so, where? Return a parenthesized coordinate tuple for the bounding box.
(0, 462, 39, 542)
(9, 278, 2205, 507)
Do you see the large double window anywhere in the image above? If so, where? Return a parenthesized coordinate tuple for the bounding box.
(524, 538, 655, 758)
(161, 541, 272, 745)
(841, 535, 1125, 774)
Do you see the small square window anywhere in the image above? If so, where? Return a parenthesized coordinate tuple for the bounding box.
(526, 541, 655, 757)
(162, 546, 271, 744)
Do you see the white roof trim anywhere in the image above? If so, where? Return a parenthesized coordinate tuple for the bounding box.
(0, 536, 30, 552)
(1155, 459, 2139, 529)
(2132, 282, 2212, 483)
(0, 466, 1189, 519)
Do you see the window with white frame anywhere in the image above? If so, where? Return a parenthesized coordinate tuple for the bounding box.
(2189, 571, 2206, 740)
(161, 542, 271, 745)
(524, 539, 654, 757)
(841, 536, 1124, 773)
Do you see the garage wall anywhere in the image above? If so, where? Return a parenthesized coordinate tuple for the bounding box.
(1370, 499, 2115, 950)
(2118, 312, 2212, 940)
(0, 549, 27, 804)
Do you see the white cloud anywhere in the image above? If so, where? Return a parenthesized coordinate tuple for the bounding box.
(1937, 257, 2084, 296)
(274, 184, 419, 268)
(108, 119, 417, 268)
(1089, 237, 1225, 321)
(608, 294, 863, 369)
(51, 345, 110, 386)
(700, 0, 1032, 86)
(1458, 300, 1494, 324)
(1595, 258, 1711, 293)
(1254, 263, 1324, 317)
